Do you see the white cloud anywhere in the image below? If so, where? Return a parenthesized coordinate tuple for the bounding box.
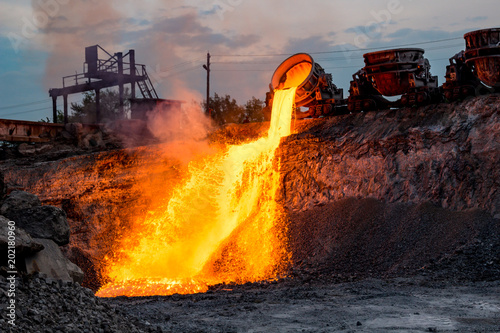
(0, 0, 499, 121)
(0, 1, 33, 35)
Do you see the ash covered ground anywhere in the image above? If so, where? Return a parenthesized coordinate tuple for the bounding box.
(102, 197, 500, 333)
(3, 198, 500, 332)
(4, 198, 499, 332)
(1, 95, 500, 332)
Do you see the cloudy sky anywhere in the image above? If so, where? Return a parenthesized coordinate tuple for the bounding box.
(0, 0, 497, 121)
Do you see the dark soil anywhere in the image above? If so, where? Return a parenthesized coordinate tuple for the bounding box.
(286, 198, 500, 284)
(107, 277, 500, 332)
(4, 197, 499, 332)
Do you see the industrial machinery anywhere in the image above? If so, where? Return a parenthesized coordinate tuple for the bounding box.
(348, 48, 439, 111)
(49, 45, 160, 123)
(464, 28, 500, 89)
(263, 53, 344, 119)
(442, 51, 484, 101)
(263, 27, 499, 119)
(443, 27, 500, 100)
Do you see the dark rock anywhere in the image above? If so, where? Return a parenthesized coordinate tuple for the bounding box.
(0, 215, 44, 256)
(65, 122, 83, 137)
(1, 191, 70, 245)
(80, 132, 104, 149)
(17, 143, 36, 156)
(25, 238, 84, 284)
(35, 144, 54, 154)
(1, 273, 155, 333)
(284, 197, 500, 282)
(61, 130, 74, 140)
(278, 95, 500, 216)
(0, 190, 40, 212)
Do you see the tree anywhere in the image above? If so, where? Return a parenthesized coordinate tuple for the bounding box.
(39, 110, 64, 123)
(70, 88, 131, 123)
(203, 93, 245, 126)
(202, 94, 265, 126)
(243, 97, 265, 123)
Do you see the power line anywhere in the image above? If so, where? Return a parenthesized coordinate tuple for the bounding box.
(323, 65, 365, 70)
(421, 43, 464, 51)
(212, 37, 464, 58)
(211, 43, 464, 67)
(0, 106, 52, 118)
(210, 54, 461, 73)
(309, 37, 464, 55)
(153, 56, 205, 73)
(212, 61, 280, 65)
(154, 64, 202, 79)
(0, 99, 51, 110)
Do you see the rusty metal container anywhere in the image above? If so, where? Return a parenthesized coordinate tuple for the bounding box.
(362, 48, 437, 96)
(464, 28, 500, 87)
(270, 53, 342, 108)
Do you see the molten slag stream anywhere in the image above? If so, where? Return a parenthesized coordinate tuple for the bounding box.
(97, 87, 297, 297)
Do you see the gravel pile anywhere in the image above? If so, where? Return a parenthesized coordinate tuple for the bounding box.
(285, 198, 500, 284)
(0, 272, 163, 333)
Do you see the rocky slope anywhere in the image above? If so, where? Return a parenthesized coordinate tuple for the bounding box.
(1, 146, 187, 290)
(285, 197, 500, 284)
(1, 95, 500, 332)
(0, 273, 163, 333)
(1, 95, 499, 292)
(278, 94, 500, 216)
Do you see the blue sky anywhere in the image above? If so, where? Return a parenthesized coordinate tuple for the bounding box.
(0, 0, 498, 121)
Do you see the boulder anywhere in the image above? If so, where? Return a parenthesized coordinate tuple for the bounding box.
(0, 190, 40, 212)
(25, 238, 84, 284)
(65, 122, 83, 138)
(1, 191, 70, 245)
(80, 131, 104, 149)
(17, 143, 36, 156)
(0, 215, 44, 256)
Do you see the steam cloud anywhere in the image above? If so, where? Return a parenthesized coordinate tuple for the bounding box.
(147, 85, 215, 164)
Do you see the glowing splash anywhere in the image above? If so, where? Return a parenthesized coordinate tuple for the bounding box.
(97, 87, 297, 297)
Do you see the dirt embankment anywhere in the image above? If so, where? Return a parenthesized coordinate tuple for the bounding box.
(286, 198, 500, 283)
(278, 94, 500, 216)
(2, 95, 500, 292)
(1, 95, 500, 332)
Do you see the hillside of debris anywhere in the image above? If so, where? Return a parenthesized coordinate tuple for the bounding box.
(278, 94, 500, 216)
(1, 94, 499, 293)
(1, 94, 500, 332)
(285, 197, 500, 284)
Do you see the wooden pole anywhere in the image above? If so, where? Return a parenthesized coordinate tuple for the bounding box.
(203, 52, 210, 115)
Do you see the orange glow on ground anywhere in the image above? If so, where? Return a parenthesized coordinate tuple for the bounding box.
(96, 87, 297, 297)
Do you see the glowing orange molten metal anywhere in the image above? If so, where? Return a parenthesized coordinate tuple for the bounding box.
(96, 87, 297, 297)
(280, 62, 312, 89)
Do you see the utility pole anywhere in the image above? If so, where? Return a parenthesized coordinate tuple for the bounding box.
(203, 52, 211, 116)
